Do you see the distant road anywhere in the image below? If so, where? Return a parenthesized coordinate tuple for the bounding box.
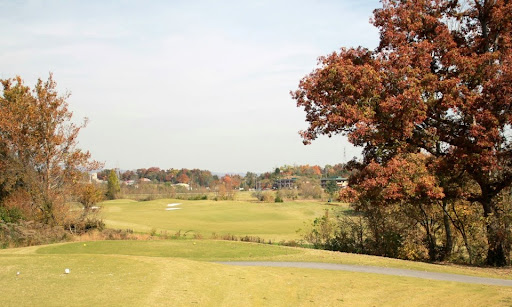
(215, 261, 512, 287)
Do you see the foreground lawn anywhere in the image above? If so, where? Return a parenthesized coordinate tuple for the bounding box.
(35, 240, 512, 279)
(1, 240, 511, 306)
(1, 253, 159, 306)
(100, 198, 336, 241)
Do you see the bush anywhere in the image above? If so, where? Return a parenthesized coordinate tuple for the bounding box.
(251, 191, 261, 200)
(78, 183, 104, 210)
(301, 209, 336, 248)
(185, 194, 208, 200)
(298, 182, 323, 199)
(150, 228, 157, 236)
(142, 194, 156, 201)
(301, 210, 405, 258)
(0, 220, 70, 248)
(252, 191, 275, 202)
(283, 189, 298, 200)
(214, 184, 237, 200)
(102, 228, 135, 240)
(63, 218, 105, 235)
(0, 206, 23, 223)
(274, 191, 283, 203)
(2, 189, 35, 221)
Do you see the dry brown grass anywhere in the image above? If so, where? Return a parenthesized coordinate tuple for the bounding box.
(73, 229, 153, 241)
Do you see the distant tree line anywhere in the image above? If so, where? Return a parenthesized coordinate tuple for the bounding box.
(97, 163, 352, 191)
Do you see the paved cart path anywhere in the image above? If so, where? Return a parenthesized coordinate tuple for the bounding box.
(215, 261, 512, 287)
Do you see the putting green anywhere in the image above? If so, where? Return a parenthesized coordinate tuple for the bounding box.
(100, 198, 337, 241)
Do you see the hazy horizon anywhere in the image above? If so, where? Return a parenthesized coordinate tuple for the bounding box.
(1, 0, 380, 173)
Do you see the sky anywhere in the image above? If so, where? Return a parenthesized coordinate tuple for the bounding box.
(0, 0, 380, 174)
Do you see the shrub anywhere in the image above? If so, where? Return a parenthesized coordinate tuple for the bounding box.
(251, 191, 262, 201)
(240, 235, 265, 243)
(186, 194, 208, 200)
(0, 206, 23, 223)
(150, 228, 157, 236)
(78, 183, 104, 211)
(2, 189, 35, 220)
(298, 182, 323, 199)
(251, 191, 275, 202)
(0, 220, 70, 248)
(275, 190, 284, 203)
(193, 232, 204, 239)
(216, 184, 237, 200)
(283, 189, 298, 200)
(102, 228, 135, 240)
(301, 209, 337, 248)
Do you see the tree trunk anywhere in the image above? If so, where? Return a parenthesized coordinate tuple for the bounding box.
(419, 203, 440, 261)
(442, 200, 453, 261)
(425, 225, 438, 261)
(482, 198, 508, 267)
(445, 201, 473, 264)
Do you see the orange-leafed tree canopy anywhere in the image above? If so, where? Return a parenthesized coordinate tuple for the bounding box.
(293, 0, 512, 266)
(0, 74, 101, 225)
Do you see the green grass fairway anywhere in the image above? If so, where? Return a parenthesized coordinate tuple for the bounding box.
(2, 240, 512, 306)
(1, 253, 159, 306)
(35, 240, 512, 279)
(37, 240, 302, 260)
(100, 198, 336, 241)
(5, 198, 511, 306)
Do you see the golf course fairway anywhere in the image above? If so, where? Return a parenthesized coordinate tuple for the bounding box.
(2, 240, 512, 306)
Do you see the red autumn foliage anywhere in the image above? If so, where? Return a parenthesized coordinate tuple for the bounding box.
(177, 173, 190, 184)
(342, 153, 444, 203)
(293, 0, 512, 266)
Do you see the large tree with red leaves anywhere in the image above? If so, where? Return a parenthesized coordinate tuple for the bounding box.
(293, 0, 512, 266)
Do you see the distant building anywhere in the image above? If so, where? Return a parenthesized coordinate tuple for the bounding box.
(173, 183, 190, 190)
(139, 178, 151, 183)
(272, 178, 297, 189)
(320, 177, 348, 189)
(89, 173, 105, 184)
